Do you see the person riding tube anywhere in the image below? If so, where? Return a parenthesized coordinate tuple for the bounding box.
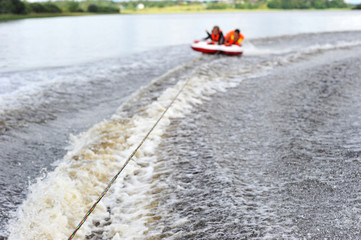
(204, 26, 224, 45)
(224, 29, 245, 46)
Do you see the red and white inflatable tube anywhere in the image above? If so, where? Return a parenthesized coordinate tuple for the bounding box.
(190, 41, 219, 54)
(191, 41, 243, 55)
(218, 44, 243, 55)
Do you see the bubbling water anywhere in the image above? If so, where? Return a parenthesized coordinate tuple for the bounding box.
(7, 31, 361, 239)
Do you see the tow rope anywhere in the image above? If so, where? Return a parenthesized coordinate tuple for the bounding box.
(68, 78, 190, 240)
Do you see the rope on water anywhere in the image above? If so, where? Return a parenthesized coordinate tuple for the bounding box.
(68, 78, 190, 240)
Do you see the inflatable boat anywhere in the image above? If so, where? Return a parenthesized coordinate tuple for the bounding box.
(191, 41, 243, 55)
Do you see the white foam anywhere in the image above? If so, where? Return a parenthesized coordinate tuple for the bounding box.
(244, 39, 361, 57)
(243, 41, 293, 56)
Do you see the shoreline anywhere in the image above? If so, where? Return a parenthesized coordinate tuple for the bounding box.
(0, 8, 353, 21)
(121, 6, 351, 14)
(0, 12, 119, 22)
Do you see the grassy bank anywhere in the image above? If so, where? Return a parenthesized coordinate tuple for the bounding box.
(121, 5, 352, 14)
(122, 4, 269, 14)
(0, 12, 119, 21)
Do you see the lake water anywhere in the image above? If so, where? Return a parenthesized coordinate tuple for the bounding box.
(1, 10, 361, 72)
(1, 10, 361, 240)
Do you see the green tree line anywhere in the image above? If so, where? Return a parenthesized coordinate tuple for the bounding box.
(0, 0, 120, 15)
(120, 0, 350, 10)
(1, 0, 357, 15)
(119, 0, 268, 10)
(267, 0, 347, 9)
(121, 0, 178, 10)
(353, 3, 361, 9)
(203, 0, 349, 10)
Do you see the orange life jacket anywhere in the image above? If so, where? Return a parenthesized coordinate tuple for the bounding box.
(211, 30, 222, 42)
(226, 30, 245, 46)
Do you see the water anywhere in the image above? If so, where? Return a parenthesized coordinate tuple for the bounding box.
(153, 46, 361, 239)
(1, 10, 361, 239)
(1, 11, 361, 72)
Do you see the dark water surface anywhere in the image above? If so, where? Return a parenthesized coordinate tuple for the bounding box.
(151, 45, 361, 239)
(1, 25, 361, 239)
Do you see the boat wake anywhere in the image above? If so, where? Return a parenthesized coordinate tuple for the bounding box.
(6, 31, 361, 240)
